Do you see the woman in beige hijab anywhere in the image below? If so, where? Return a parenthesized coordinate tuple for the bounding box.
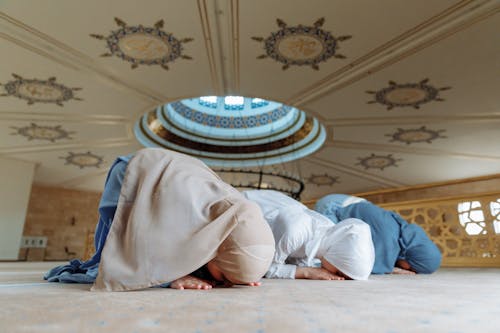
(44, 148, 275, 291)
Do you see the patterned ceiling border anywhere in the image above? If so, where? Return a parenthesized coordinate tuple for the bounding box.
(252, 17, 351, 70)
(90, 18, 193, 70)
(356, 153, 402, 170)
(366, 79, 450, 110)
(0, 74, 82, 106)
(59, 151, 104, 169)
(386, 126, 447, 144)
(10, 123, 75, 142)
(306, 173, 340, 186)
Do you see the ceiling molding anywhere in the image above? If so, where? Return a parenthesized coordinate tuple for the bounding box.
(197, 0, 224, 95)
(324, 113, 500, 127)
(286, 0, 499, 106)
(0, 11, 167, 103)
(305, 155, 406, 188)
(0, 111, 130, 124)
(326, 140, 500, 162)
(0, 138, 134, 155)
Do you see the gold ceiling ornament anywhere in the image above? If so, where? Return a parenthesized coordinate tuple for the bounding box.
(90, 18, 194, 70)
(386, 126, 447, 145)
(10, 123, 75, 142)
(0, 74, 82, 106)
(251, 17, 351, 70)
(356, 153, 402, 170)
(59, 151, 104, 169)
(366, 79, 451, 110)
(306, 173, 339, 187)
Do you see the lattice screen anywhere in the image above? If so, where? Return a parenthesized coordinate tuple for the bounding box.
(380, 192, 500, 267)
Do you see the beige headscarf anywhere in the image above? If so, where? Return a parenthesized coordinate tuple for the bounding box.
(92, 148, 274, 291)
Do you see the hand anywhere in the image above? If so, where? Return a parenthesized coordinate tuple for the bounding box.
(245, 281, 261, 287)
(295, 267, 345, 280)
(170, 275, 214, 290)
(391, 267, 416, 275)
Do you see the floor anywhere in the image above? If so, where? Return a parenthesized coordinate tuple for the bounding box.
(1, 262, 499, 333)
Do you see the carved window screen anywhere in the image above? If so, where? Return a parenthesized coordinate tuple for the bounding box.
(380, 192, 500, 267)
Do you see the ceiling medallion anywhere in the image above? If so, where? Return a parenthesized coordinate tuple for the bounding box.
(10, 123, 74, 142)
(306, 173, 339, 186)
(356, 154, 402, 170)
(251, 18, 351, 70)
(60, 151, 104, 169)
(90, 18, 193, 70)
(366, 79, 451, 110)
(386, 126, 446, 145)
(0, 74, 82, 106)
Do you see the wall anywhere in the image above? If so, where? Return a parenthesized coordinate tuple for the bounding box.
(19, 185, 101, 261)
(0, 157, 35, 260)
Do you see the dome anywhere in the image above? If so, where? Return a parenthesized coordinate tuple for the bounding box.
(134, 96, 326, 167)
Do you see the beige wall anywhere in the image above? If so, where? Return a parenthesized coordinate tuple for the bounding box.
(19, 185, 101, 261)
(0, 157, 35, 260)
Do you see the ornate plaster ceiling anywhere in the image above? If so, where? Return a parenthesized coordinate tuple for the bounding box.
(0, 0, 499, 201)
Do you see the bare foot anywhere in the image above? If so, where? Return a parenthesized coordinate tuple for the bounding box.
(170, 275, 213, 290)
(392, 267, 416, 275)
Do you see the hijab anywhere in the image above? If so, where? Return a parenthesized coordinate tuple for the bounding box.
(92, 148, 274, 291)
(317, 197, 441, 274)
(319, 218, 375, 280)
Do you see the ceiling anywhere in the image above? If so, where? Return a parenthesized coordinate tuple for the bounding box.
(0, 0, 499, 201)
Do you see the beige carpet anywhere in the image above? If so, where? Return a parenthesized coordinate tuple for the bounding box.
(1, 262, 499, 333)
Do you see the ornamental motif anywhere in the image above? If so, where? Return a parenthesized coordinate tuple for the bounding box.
(10, 123, 74, 142)
(251, 18, 351, 70)
(170, 102, 291, 128)
(0, 74, 82, 106)
(306, 173, 339, 186)
(90, 18, 193, 70)
(386, 126, 446, 145)
(60, 151, 104, 169)
(356, 153, 402, 170)
(366, 79, 451, 110)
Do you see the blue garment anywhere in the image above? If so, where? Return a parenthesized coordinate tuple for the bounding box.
(315, 195, 441, 274)
(45, 154, 136, 284)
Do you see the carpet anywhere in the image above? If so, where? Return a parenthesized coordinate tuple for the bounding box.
(1, 262, 499, 333)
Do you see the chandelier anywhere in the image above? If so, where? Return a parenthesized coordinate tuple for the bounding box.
(214, 165, 305, 200)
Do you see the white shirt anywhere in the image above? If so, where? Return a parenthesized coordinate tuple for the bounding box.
(243, 190, 334, 279)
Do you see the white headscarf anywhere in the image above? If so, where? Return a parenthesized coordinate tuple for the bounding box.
(318, 218, 375, 280)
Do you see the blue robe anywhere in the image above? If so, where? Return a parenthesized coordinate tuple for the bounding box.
(44, 154, 133, 283)
(315, 195, 441, 274)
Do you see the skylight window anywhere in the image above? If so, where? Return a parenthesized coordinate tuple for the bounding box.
(224, 96, 244, 110)
(251, 98, 269, 108)
(199, 96, 218, 108)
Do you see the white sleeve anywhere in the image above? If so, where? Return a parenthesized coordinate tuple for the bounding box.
(265, 210, 309, 279)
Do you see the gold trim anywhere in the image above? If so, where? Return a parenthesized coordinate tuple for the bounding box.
(230, 0, 240, 91)
(138, 116, 322, 161)
(324, 114, 500, 127)
(326, 140, 500, 162)
(144, 112, 315, 153)
(197, 0, 222, 95)
(354, 173, 500, 198)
